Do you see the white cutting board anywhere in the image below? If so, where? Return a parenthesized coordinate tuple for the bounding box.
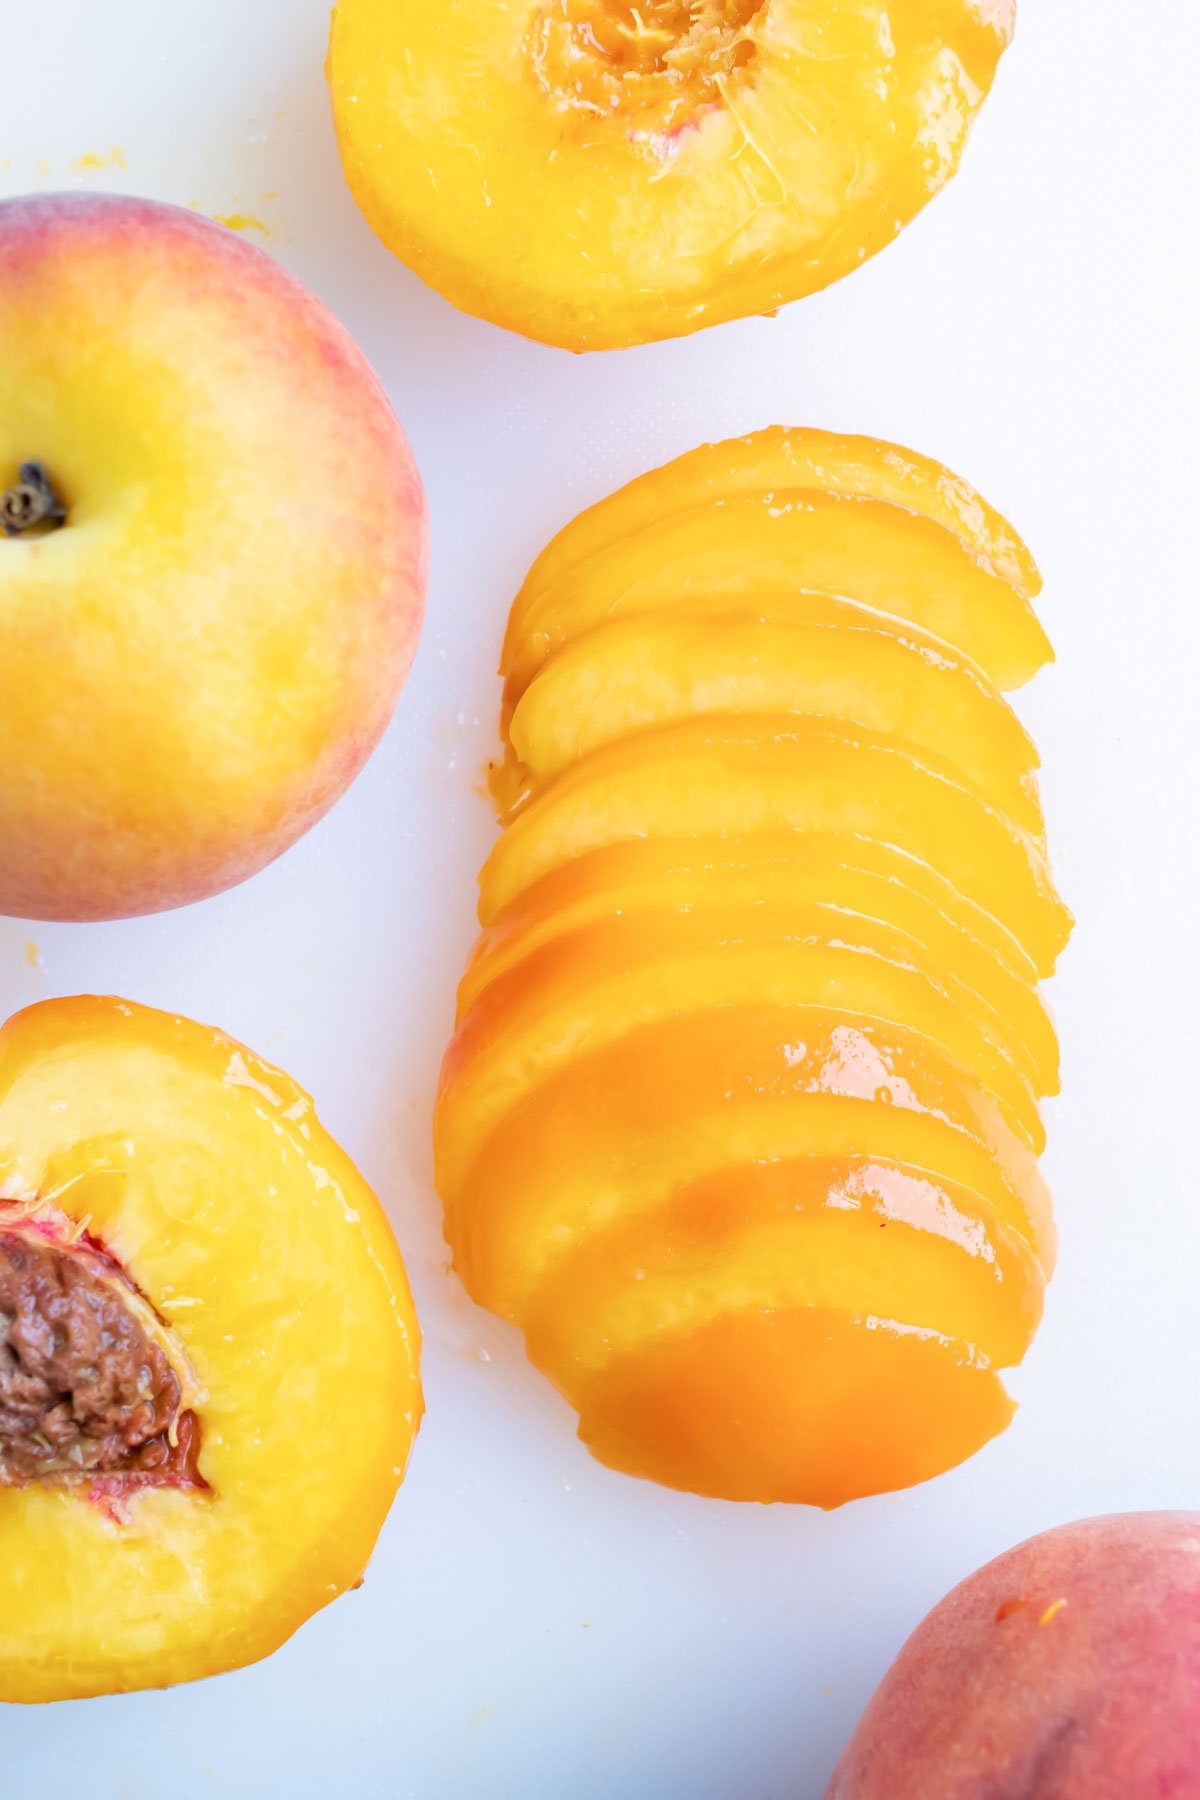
(2, 3, 1199, 1794)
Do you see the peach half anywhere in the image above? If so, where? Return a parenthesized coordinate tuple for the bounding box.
(328, 0, 1015, 349)
(0, 997, 422, 1701)
(0, 192, 427, 921)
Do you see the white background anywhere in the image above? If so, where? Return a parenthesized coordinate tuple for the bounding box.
(2, 3, 1200, 1795)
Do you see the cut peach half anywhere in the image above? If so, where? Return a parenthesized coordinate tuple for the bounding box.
(479, 719, 1070, 974)
(576, 1307, 1016, 1507)
(516, 428, 1042, 606)
(460, 836, 1057, 1085)
(440, 1006, 1055, 1320)
(525, 1157, 1044, 1391)
(328, 1, 1015, 350)
(0, 998, 422, 1702)
(440, 908, 1047, 1209)
(506, 604, 1043, 834)
(503, 492, 1052, 703)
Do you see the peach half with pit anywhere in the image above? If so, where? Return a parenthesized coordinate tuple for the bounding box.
(0, 996, 422, 1702)
(329, 0, 1016, 349)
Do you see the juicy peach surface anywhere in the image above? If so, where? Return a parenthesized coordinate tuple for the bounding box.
(436, 429, 1068, 1505)
(827, 1513, 1200, 1798)
(0, 192, 427, 921)
(327, 1, 1015, 350)
(0, 997, 422, 1702)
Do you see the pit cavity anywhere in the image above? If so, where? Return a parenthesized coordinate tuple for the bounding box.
(527, 0, 767, 138)
(0, 1203, 206, 1491)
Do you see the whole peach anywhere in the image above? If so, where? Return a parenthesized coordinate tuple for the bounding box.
(827, 1512, 1200, 1799)
(0, 192, 426, 920)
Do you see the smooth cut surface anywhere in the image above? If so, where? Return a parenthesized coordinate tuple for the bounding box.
(0, 998, 422, 1701)
(329, 2, 1014, 348)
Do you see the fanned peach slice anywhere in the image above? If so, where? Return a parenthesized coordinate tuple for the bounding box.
(525, 1157, 1044, 1393)
(437, 427, 1066, 1505)
(503, 492, 1052, 703)
(460, 836, 1057, 1084)
(577, 1307, 1016, 1507)
(328, 1, 1015, 350)
(467, 832, 1041, 993)
(479, 719, 1070, 973)
(0, 998, 421, 1702)
(507, 605, 1043, 833)
(515, 429, 1042, 607)
(440, 1006, 1055, 1319)
(440, 909, 1046, 1206)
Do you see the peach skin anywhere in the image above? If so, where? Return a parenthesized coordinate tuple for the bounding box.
(827, 1513, 1200, 1798)
(0, 192, 427, 921)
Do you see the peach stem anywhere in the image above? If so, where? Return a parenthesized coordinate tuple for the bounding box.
(1, 462, 66, 537)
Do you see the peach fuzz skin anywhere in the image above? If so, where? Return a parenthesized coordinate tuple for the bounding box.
(827, 1512, 1200, 1798)
(0, 192, 427, 921)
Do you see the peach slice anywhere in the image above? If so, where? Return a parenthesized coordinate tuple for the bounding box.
(442, 905, 1049, 1202)
(503, 492, 1052, 704)
(525, 1157, 1044, 1393)
(467, 832, 1041, 993)
(576, 1307, 1016, 1507)
(0, 997, 421, 1702)
(440, 1006, 1055, 1321)
(507, 605, 1043, 833)
(515, 428, 1042, 605)
(479, 719, 1070, 974)
(328, 1, 1015, 350)
(460, 836, 1057, 1086)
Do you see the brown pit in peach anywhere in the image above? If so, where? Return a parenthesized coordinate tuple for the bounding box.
(0, 1208, 205, 1490)
(527, 0, 765, 138)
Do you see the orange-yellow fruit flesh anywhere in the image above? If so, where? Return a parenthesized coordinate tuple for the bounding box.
(503, 493, 1052, 702)
(575, 1307, 1015, 1507)
(0, 998, 422, 1702)
(440, 908, 1047, 1205)
(437, 429, 1062, 1506)
(328, 2, 1013, 350)
(479, 719, 1070, 976)
(516, 428, 1042, 605)
(468, 832, 1040, 989)
(525, 1157, 1045, 1382)
(460, 836, 1056, 1084)
(507, 605, 1043, 835)
(440, 1006, 1054, 1323)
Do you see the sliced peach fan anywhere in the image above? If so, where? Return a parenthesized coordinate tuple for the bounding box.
(435, 425, 1066, 1506)
(0, 192, 426, 922)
